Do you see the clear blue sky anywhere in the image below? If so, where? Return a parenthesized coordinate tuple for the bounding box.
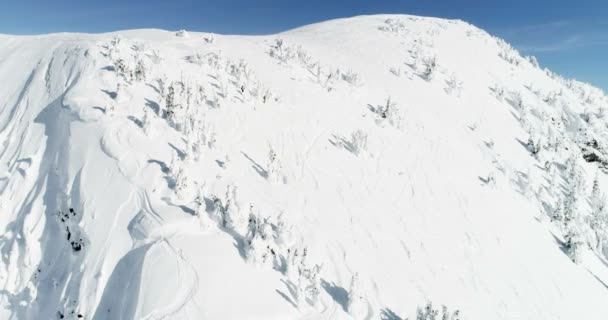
(1, 0, 607, 91)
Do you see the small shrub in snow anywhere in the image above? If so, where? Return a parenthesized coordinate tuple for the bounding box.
(420, 56, 437, 81)
(341, 70, 362, 86)
(380, 96, 396, 119)
(204, 34, 215, 44)
(490, 83, 505, 101)
(389, 67, 401, 77)
(481, 172, 496, 187)
(269, 39, 295, 64)
(351, 130, 368, 155)
(370, 97, 403, 128)
(147, 49, 163, 64)
(296, 47, 316, 69)
(338, 130, 368, 156)
(185, 52, 206, 66)
(444, 74, 463, 96)
(175, 30, 189, 38)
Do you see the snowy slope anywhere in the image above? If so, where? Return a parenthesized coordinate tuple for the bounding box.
(1, 14, 608, 320)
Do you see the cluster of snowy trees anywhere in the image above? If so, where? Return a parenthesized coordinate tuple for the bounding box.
(105, 37, 148, 85)
(488, 65, 608, 264)
(399, 43, 438, 82)
(201, 184, 325, 306)
(268, 38, 362, 90)
(378, 18, 408, 34)
(56, 208, 87, 253)
(415, 302, 461, 320)
(495, 38, 523, 66)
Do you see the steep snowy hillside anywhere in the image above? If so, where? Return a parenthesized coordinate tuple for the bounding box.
(1, 14, 608, 320)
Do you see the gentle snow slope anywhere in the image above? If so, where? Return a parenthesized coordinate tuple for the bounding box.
(1, 15, 608, 320)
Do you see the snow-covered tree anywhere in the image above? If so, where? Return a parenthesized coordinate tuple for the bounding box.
(420, 56, 437, 81)
(589, 175, 608, 252)
(445, 74, 463, 96)
(133, 59, 146, 82)
(273, 212, 294, 248)
(347, 273, 366, 316)
(244, 213, 276, 265)
(281, 246, 322, 306)
(165, 83, 177, 122)
(296, 258, 322, 306)
(172, 165, 189, 200)
(526, 133, 541, 156)
(564, 223, 584, 263)
(223, 185, 248, 234)
(347, 130, 368, 156)
(267, 145, 284, 184)
(192, 187, 205, 216)
(141, 107, 151, 136)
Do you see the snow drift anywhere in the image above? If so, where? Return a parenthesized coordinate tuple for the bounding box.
(1, 15, 608, 320)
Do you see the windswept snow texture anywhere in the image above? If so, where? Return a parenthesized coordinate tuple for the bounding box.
(1, 15, 608, 320)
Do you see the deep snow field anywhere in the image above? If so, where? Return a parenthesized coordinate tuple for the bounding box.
(1, 14, 608, 320)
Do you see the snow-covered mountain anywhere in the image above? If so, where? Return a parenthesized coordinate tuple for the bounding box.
(1, 14, 608, 320)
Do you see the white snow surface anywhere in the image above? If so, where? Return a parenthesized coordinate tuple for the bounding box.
(1, 14, 608, 320)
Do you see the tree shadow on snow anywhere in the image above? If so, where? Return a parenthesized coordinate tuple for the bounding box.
(145, 83, 160, 95)
(147, 159, 170, 174)
(329, 135, 358, 155)
(551, 233, 570, 258)
(160, 197, 196, 216)
(101, 89, 117, 100)
(380, 308, 403, 320)
(587, 269, 608, 290)
(127, 115, 143, 128)
(92, 106, 106, 114)
(241, 152, 268, 178)
(321, 279, 348, 312)
(168, 143, 186, 160)
(93, 244, 151, 319)
(276, 279, 299, 309)
(144, 98, 160, 116)
(276, 289, 298, 309)
(201, 196, 248, 259)
(514, 138, 530, 153)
